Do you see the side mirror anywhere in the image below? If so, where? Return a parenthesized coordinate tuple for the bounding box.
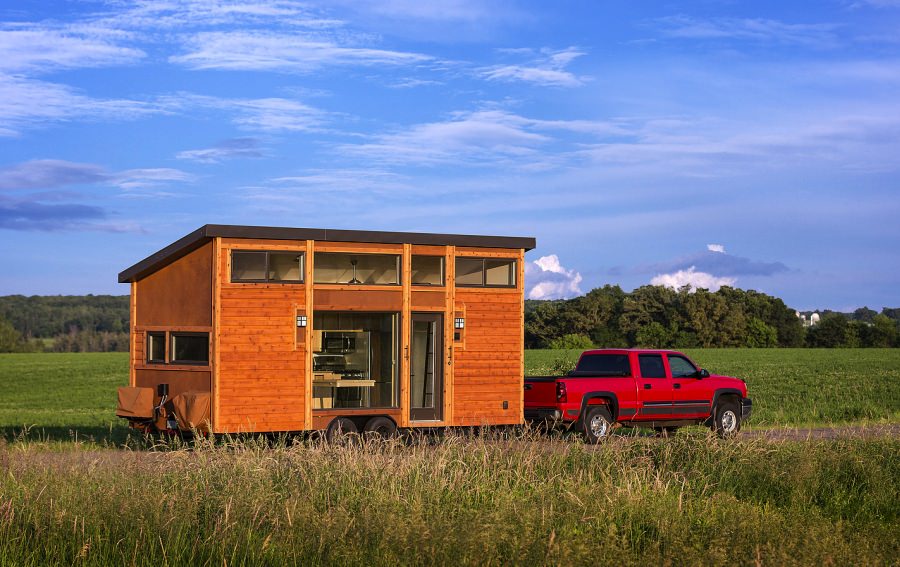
(697, 369, 710, 379)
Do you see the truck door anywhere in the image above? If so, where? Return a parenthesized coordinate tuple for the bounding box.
(636, 353, 674, 420)
(666, 354, 712, 418)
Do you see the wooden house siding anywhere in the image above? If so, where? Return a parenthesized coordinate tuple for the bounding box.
(216, 238, 309, 432)
(123, 227, 531, 434)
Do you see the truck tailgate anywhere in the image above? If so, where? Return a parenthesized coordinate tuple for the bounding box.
(524, 376, 558, 408)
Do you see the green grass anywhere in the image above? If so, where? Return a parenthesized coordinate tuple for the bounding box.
(0, 349, 898, 444)
(0, 352, 898, 565)
(526, 348, 900, 427)
(0, 352, 128, 442)
(0, 432, 897, 566)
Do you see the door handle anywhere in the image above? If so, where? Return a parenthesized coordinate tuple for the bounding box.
(644, 384, 651, 390)
(674, 383, 681, 389)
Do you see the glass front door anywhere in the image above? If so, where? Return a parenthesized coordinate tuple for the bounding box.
(410, 313, 443, 421)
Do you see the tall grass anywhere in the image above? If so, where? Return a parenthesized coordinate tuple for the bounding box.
(1, 431, 897, 566)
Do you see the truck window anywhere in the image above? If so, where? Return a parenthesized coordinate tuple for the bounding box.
(667, 355, 697, 378)
(574, 354, 631, 377)
(638, 354, 666, 378)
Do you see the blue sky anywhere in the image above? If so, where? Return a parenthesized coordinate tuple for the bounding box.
(0, 0, 898, 311)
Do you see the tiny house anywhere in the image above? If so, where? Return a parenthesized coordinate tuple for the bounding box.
(116, 224, 535, 436)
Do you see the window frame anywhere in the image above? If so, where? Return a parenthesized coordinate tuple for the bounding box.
(230, 250, 305, 284)
(638, 353, 668, 379)
(147, 332, 166, 364)
(169, 332, 211, 366)
(411, 255, 445, 287)
(454, 257, 517, 288)
(313, 252, 402, 286)
(667, 354, 698, 378)
(570, 354, 632, 377)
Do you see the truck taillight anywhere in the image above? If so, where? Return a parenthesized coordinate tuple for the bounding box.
(556, 382, 567, 403)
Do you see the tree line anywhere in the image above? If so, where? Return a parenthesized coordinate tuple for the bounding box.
(526, 285, 900, 349)
(0, 295, 129, 353)
(1, 290, 897, 353)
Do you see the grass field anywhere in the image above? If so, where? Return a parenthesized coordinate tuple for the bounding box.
(0, 349, 898, 443)
(1, 431, 897, 565)
(0, 351, 897, 565)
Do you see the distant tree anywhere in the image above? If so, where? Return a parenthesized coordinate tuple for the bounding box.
(853, 307, 878, 323)
(881, 308, 900, 322)
(635, 322, 671, 348)
(807, 314, 853, 347)
(0, 318, 25, 352)
(746, 318, 778, 348)
(869, 314, 898, 347)
(548, 333, 594, 350)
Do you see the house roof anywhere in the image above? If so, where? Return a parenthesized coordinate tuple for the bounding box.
(118, 224, 537, 283)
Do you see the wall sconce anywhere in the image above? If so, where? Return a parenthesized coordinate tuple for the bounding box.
(296, 315, 307, 327)
(454, 317, 465, 329)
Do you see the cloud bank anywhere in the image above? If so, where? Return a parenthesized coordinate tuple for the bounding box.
(526, 254, 583, 299)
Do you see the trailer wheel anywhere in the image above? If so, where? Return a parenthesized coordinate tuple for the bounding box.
(325, 417, 358, 442)
(582, 406, 613, 444)
(363, 416, 397, 439)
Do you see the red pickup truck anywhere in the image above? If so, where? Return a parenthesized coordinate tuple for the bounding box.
(524, 349, 752, 442)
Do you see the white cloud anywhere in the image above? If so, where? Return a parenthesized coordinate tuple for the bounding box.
(177, 138, 265, 163)
(113, 168, 195, 190)
(162, 94, 327, 132)
(0, 75, 165, 136)
(654, 16, 841, 48)
(170, 31, 431, 72)
(0, 28, 144, 74)
(650, 266, 736, 292)
(339, 109, 615, 167)
(707, 243, 726, 254)
(526, 254, 583, 299)
(479, 47, 587, 87)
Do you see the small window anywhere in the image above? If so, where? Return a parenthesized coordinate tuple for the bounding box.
(171, 333, 209, 365)
(314, 253, 400, 285)
(455, 258, 517, 287)
(147, 332, 166, 364)
(411, 255, 444, 286)
(573, 354, 631, 377)
(231, 250, 304, 283)
(455, 258, 484, 286)
(638, 354, 667, 379)
(269, 252, 304, 281)
(668, 355, 697, 378)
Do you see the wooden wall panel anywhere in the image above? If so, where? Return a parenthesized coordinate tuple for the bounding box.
(215, 241, 308, 433)
(451, 288, 523, 426)
(136, 242, 212, 327)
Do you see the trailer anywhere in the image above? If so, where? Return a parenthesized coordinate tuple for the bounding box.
(115, 224, 535, 437)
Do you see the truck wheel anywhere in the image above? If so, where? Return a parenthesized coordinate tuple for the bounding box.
(363, 416, 397, 439)
(325, 417, 358, 442)
(713, 401, 741, 438)
(582, 406, 613, 444)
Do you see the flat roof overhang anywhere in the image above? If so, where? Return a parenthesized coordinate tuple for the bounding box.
(118, 224, 537, 283)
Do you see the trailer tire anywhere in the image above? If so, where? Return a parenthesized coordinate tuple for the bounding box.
(582, 406, 613, 444)
(363, 416, 397, 439)
(325, 417, 358, 442)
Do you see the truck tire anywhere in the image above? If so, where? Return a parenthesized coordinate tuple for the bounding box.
(363, 416, 397, 439)
(325, 417, 358, 442)
(582, 406, 613, 444)
(713, 401, 741, 438)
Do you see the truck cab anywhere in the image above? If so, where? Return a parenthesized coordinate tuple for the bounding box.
(525, 349, 752, 442)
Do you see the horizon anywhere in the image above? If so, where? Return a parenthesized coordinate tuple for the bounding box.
(1, 1, 898, 311)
